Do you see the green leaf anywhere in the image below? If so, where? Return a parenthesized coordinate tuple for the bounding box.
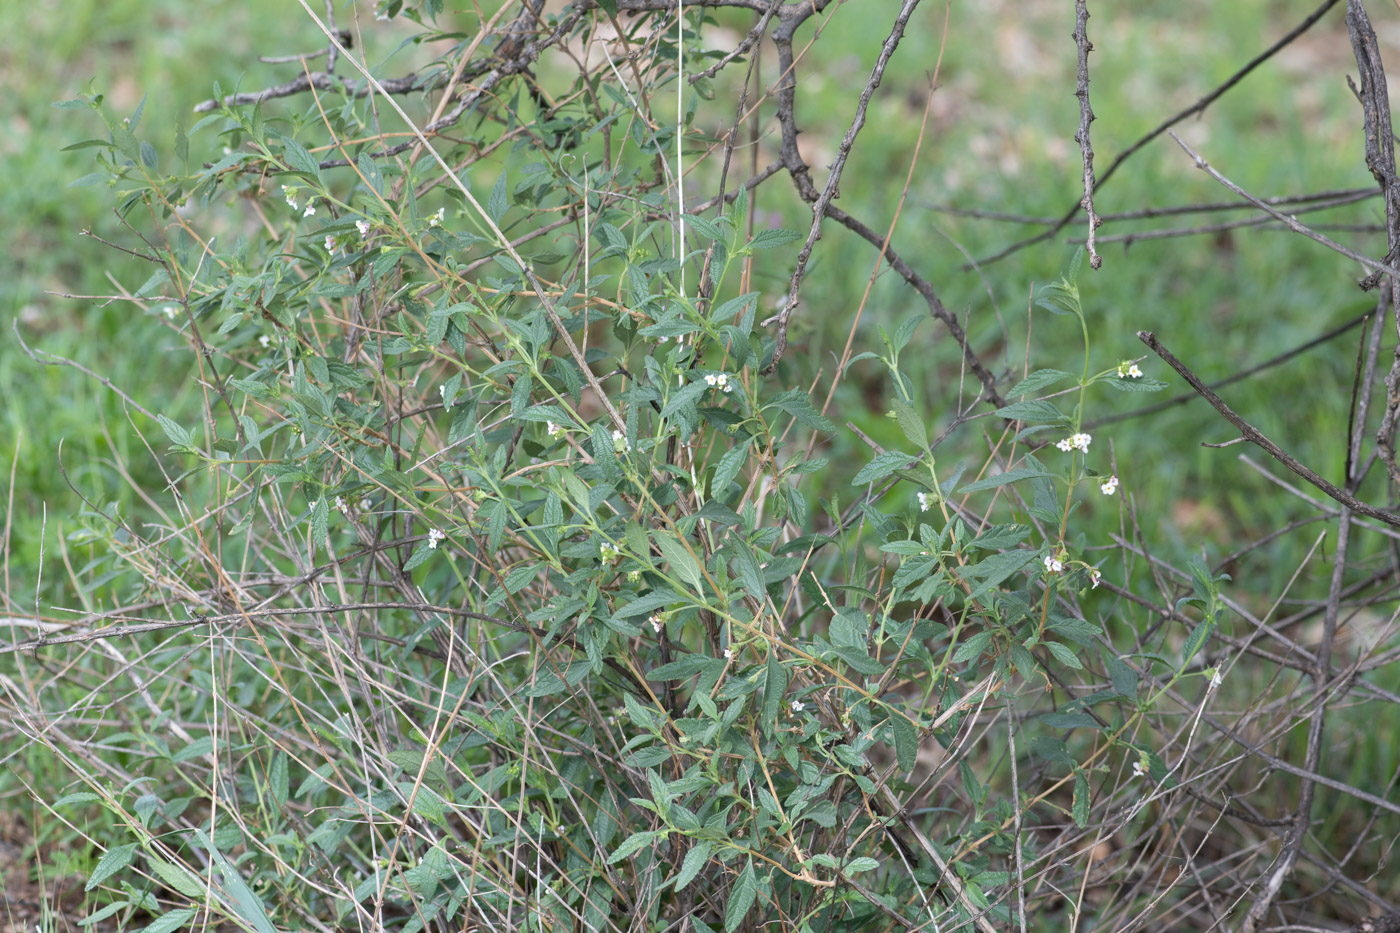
(488, 171, 509, 223)
(710, 437, 753, 496)
(851, 450, 919, 486)
(1044, 641, 1084, 670)
(891, 713, 917, 773)
(85, 843, 137, 891)
(765, 388, 836, 433)
(280, 136, 321, 180)
(1041, 711, 1100, 730)
(206, 837, 277, 933)
(732, 542, 765, 600)
(269, 752, 288, 809)
(993, 399, 1067, 423)
(725, 860, 758, 933)
(140, 908, 198, 933)
(674, 841, 712, 891)
(654, 531, 702, 592)
(891, 398, 928, 450)
(1100, 376, 1169, 393)
(157, 414, 194, 449)
(1072, 770, 1090, 827)
(1180, 616, 1216, 667)
(1006, 369, 1071, 398)
(747, 228, 802, 250)
(148, 857, 206, 898)
(357, 151, 384, 195)
(844, 857, 880, 874)
(957, 465, 1050, 494)
(967, 523, 1031, 550)
(762, 650, 787, 736)
(609, 830, 661, 863)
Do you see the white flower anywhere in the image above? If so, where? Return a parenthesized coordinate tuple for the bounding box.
(1207, 667, 1224, 692)
(1100, 476, 1119, 495)
(282, 185, 298, 209)
(723, 648, 733, 659)
(1044, 554, 1063, 574)
(1055, 433, 1092, 453)
(258, 334, 272, 349)
(704, 373, 732, 393)
(599, 541, 621, 564)
(302, 202, 316, 217)
(790, 699, 804, 713)
(324, 234, 338, 253)
(161, 305, 179, 320)
(611, 429, 630, 452)
(626, 569, 641, 582)
(334, 496, 347, 513)
(547, 421, 564, 438)
(916, 491, 931, 512)
(649, 613, 664, 633)
(439, 384, 451, 410)
(359, 497, 372, 512)
(1117, 360, 1143, 379)
(1132, 758, 1147, 778)
(427, 527, 446, 549)
(428, 207, 445, 227)
(1089, 568, 1102, 588)
(355, 219, 371, 237)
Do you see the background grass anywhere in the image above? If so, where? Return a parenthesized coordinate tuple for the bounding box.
(4, 0, 1399, 922)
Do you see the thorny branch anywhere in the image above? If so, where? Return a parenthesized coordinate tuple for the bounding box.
(1072, 0, 1101, 269)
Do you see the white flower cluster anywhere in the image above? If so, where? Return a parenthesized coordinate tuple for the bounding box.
(1117, 361, 1143, 379)
(324, 234, 338, 254)
(599, 541, 621, 563)
(649, 613, 664, 633)
(1056, 432, 1092, 453)
(1043, 554, 1064, 574)
(428, 207, 445, 227)
(704, 372, 733, 393)
(1100, 475, 1119, 496)
(611, 429, 630, 452)
(547, 421, 565, 438)
(427, 527, 446, 549)
(916, 491, 931, 512)
(356, 219, 371, 238)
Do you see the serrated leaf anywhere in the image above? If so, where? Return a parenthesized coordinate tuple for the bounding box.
(1072, 770, 1090, 827)
(280, 136, 320, 180)
(1006, 369, 1071, 398)
(675, 841, 712, 891)
(1100, 376, 1168, 393)
(844, 857, 880, 874)
(1181, 616, 1216, 667)
(762, 650, 787, 736)
(269, 752, 288, 809)
(891, 398, 928, 450)
(891, 713, 917, 773)
(711, 437, 752, 496)
(357, 151, 384, 195)
(1041, 711, 1100, 730)
(488, 171, 509, 223)
(725, 860, 758, 932)
(148, 857, 206, 898)
(731, 541, 765, 600)
(765, 388, 836, 433)
(958, 466, 1050, 494)
(141, 908, 198, 933)
(609, 830, 660, 863)
(86, 843, 137, 891)
(157, 414, 194, 449)
(654, 532, 702, 592)
(968, 523, 1031, 550)
(994, 400, 1067, 423)
(1044, 641, 1084, 670)
(747, 228, 802, 249)
(851, 450, 919, 486)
